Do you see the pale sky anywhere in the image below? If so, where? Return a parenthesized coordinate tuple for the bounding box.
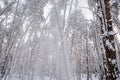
(43, 0, 93, 20)
(79, 0, 93, 20)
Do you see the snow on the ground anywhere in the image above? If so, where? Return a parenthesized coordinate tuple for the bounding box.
(3, 74, 99, 80)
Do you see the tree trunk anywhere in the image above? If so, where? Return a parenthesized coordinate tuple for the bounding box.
(97, 0, 119, 79)
(86, 37, 89, 80)
(0, 26, 4, 80)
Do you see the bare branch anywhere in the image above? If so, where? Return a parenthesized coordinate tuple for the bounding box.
(0, 0, 16, 16)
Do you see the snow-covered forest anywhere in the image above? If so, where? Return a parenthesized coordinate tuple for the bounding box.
(0, 0, 120, 80)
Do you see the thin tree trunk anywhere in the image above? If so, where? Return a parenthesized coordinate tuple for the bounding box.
(86, 37, 89, 80)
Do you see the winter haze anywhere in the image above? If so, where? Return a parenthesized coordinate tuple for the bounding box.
(0, 0, 120, 80)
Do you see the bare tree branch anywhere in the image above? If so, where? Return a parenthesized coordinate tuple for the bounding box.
(0, 0, 16, 16)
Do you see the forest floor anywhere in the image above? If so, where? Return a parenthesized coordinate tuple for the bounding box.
(3, 74, 99, 80)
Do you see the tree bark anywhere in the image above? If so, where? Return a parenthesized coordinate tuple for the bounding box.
(86, 37, 89, 80)
(97, 0, 119, 79)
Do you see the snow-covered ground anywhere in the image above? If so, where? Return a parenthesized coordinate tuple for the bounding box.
(3, 74, 99, 80)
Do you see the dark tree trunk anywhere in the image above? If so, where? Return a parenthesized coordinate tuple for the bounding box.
(97, 0, 119, 79)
